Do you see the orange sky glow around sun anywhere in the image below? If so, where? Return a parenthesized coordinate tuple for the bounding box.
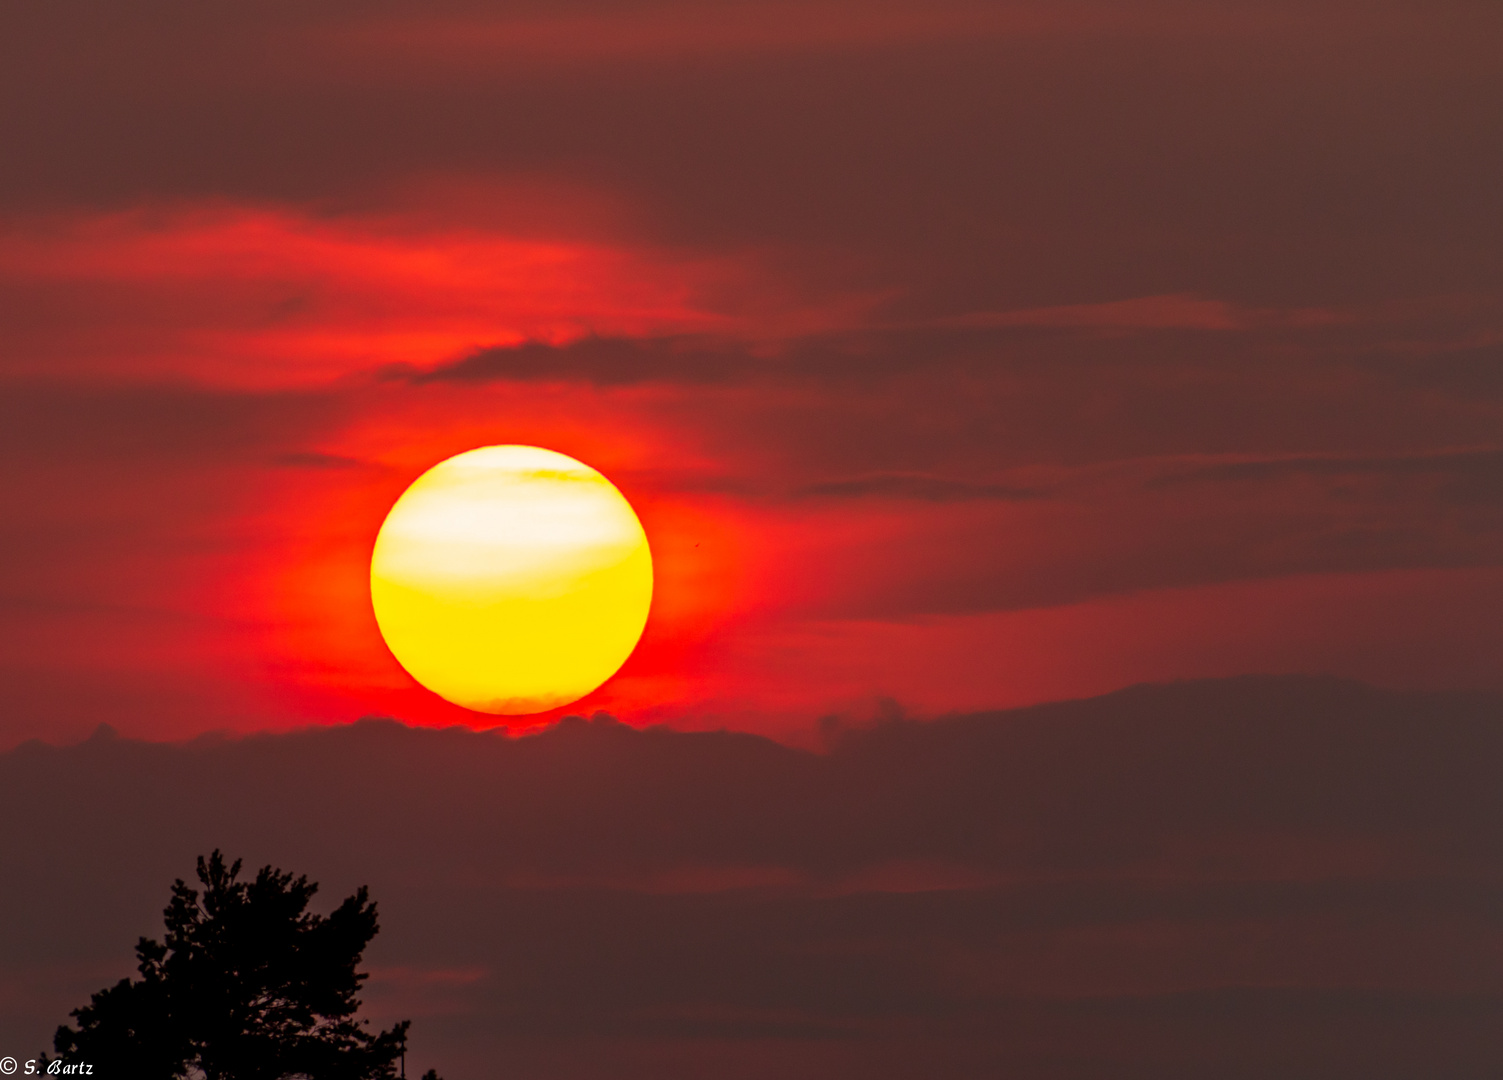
(1, 191, 1500, 745)
(1, 0, 1501, 750)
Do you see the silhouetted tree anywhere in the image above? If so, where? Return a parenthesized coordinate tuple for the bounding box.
(54, 851, 423, 1079)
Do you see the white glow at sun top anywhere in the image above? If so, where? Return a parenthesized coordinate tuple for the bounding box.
(373, 446, 645, 600)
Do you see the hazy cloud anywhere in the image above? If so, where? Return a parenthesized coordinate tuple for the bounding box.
(1150, 448, 1503, 505)
(2, 677, 1500, 1077)
(792, 473, 1045, 502)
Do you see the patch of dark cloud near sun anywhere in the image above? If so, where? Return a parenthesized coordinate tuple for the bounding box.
(407, 325, 1083, 390)
(792, 473, 1045, 503)
(412, 335, 748, 386)
(405, 328, 1032, 386)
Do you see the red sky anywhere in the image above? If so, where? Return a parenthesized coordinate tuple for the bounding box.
(3, 0, 1501, 746)
(4, 4, 1503, 1076)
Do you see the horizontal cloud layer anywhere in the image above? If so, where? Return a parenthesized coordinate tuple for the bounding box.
(2, 677, 1499, 1077)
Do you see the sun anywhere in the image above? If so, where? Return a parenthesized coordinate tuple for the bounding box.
(369, 445, 653, 714)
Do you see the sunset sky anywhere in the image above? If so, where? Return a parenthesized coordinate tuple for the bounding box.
(4, 0, 1500, 747)
(3, 2, 1502, 1076)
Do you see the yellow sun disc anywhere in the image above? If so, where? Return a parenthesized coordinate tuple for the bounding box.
(369, 445, 653, 714)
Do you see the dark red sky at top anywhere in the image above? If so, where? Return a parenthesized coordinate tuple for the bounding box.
(1, 0, 1501, 746)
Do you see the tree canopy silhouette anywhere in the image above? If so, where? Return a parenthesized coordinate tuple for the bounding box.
(54, 851, 432, 1080)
